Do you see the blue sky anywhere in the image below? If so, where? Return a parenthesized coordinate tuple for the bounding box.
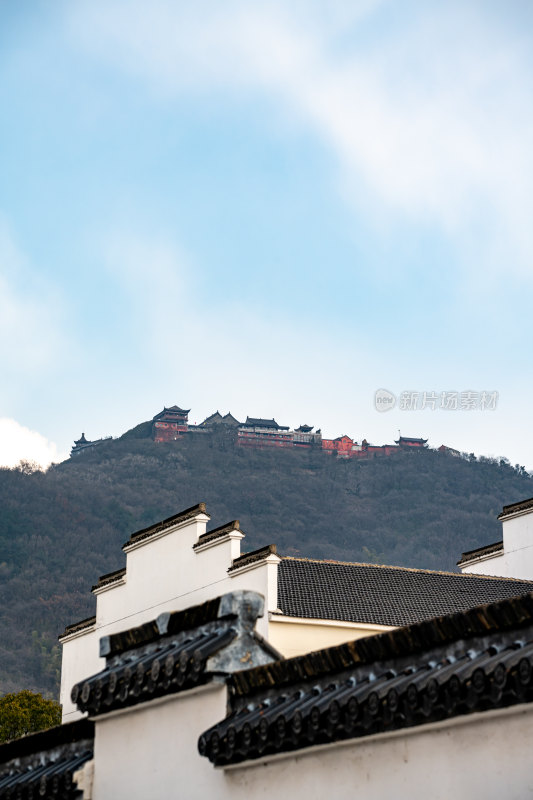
(1, 0, 533, 468)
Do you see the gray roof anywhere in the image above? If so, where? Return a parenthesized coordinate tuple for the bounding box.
(0, 719, 93, 798)
(243, 417, 289, 430)
(200, 592, 533, 767)
(457, 541, 504, 566)
(498, 496, 533, 519)
(277, 558, 533, 627)
(72, 591, 279, 718)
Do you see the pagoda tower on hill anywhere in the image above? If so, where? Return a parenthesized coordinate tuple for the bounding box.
(152, 405, 190, 442)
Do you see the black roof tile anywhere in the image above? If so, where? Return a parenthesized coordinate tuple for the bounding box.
(498, 496, 533, 519)
(242, 418, 289, 430)
(194, 521, 242, 549)
(59, 615, 96, 640)
(277, 558, 533, 627)
(199, 592, 533, 766)
(72, 591, 278, 718)
(92, 567, 126, 592)
(122, 502, 209, 549)
(0, 719, 93, 799)
(457, 541, 504, 566)
(229, 545, 277, 573)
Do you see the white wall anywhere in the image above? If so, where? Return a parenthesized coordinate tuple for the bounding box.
(60, 512, 279, 722)
(92, 685, 228, 800)
(225, 705, 533, 800)
(461, 507, 533, 580)
(498, 512, 533, 580)
(90, 686, 533, 800)
(460, 553, 506, 576)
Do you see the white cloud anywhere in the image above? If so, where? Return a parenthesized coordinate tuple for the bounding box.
(67, 0, 533, 277)
(0, 418, 68, 469)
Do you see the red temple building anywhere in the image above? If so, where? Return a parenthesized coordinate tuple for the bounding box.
(321, 437, 404, 458)
(152, 406, 190, 442)
(438, 444, 461, 457)
(322, 435, 361, 457)
(72, 400, 432, 459)
(359, 439, 399, 457)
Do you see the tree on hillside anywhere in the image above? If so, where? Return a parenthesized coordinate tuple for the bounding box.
(0, 690, 61, 742)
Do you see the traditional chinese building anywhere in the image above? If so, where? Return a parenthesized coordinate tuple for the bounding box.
(10, 499, 533, 798)
(360, 440, 399, 457)
(152, 405, 190, 442)
(71, 434, 108, 457)
(321, 434, 360, 456)
(237, 417, 293, 448)
(458, 496, 533, 581)
(438, 444, 461, 457)
(293, 424, 321, 447)
(395, 436, 428, 448)
(200, 411, 241, 427)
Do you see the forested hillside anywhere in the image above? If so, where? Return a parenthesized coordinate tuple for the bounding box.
(1, 426, 532, 698)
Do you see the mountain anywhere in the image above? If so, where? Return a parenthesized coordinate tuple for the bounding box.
(1, 425, 532, 698)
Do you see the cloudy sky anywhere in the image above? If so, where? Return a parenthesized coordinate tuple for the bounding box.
(1, 0, 533, 468)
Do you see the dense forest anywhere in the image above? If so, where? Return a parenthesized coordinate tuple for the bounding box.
(1, 423, 532, 699)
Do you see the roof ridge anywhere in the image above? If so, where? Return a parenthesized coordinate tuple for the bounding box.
(123, 502, 209, 549)
(280, 555, 533, 583)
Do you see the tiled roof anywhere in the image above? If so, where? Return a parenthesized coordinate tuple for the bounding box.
(242, 418, 289, 430)
(222, 413, 241, 425)
(0, 719, 93, 799)
(277, 558, 533, 627)
(498, 496, 533, 519)
(91, 567, 126, 592)
(163, 405, 190, 414)
(199, 592, 533, 766)
(71, 591, 279, 718)
(122, 502, 209, 549)
(203, 412, 241, 426)
(228, 544, 278, 573)
(194, 521, 241, 549)
(59, 615, 96, 640)
(457, 541, 504, 566)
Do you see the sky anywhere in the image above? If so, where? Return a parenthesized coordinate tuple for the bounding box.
(1, 0, 533, 469)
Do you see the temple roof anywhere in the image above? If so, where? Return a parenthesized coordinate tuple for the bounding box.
(202, 411, 223, 425)
(242, 417, 289, 430)
(202, 411, 241, 426)
(295, 424, 313, 432)
(395, 436, 428, 445)
(153, 405, 190, 421)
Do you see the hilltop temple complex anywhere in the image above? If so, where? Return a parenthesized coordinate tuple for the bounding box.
(71, 403, 430, 459)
